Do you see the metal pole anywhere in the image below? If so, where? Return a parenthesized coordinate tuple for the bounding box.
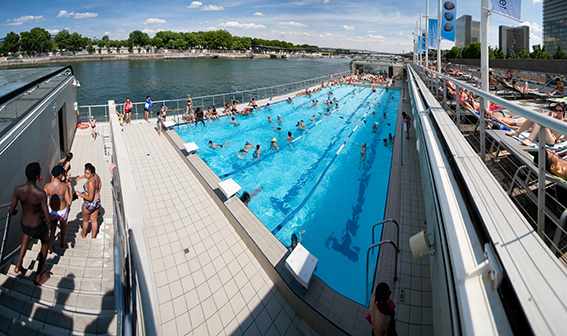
(443, 79, 447, 110)
(538, 126, 546, 237)
(456, 84, 461, 129)
(425, 0, 429, 67)
(480, 97, 486, 161)
(437, 0, 441, 73)
(480, 0, 490, 95)
(419, 11, 422, 66)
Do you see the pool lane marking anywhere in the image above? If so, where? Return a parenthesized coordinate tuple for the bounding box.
(270, 94, 381, 236)
(218, 88, 372, 179)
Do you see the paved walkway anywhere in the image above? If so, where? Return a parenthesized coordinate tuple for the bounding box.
(121, 118, 318, 336)
(0, 124, 116, 335)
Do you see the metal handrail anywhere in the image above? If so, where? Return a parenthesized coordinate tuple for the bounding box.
(0, 202, 20, 271)
(128, 230, 157, 336)
(112, 181, 131, 336)
(366, 219, 400, 303)
(366, 240, 399, 302)
(77, 70, 352, 121)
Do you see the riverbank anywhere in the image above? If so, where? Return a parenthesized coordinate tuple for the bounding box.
(0, 52, 327, 67)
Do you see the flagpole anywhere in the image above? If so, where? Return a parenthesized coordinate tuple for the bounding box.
(425, 0, 429, 67)
(480, 0, 489, 161)
(437, 0, 441, 73)
(419, 11, 423, 65)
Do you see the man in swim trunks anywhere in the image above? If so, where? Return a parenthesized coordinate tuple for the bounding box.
(253, 145, 261, 159)
(124, 98, 132, 125)
(231, 99, 239, 114)
(208, 140, 231, 149)
(9, 162, 51, 285)
(194, 107, 206, 127)
(44, 165, 72, 253)
(248, 98, 261, 111)
(230, 117, 239, 126)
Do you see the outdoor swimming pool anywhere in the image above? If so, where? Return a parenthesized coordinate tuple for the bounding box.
(174, 85, 399, 304)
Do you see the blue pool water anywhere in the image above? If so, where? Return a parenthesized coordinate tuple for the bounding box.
(174, 86, 399, 304)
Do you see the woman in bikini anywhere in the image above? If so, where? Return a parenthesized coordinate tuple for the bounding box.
(58, 152, 73, 181)
(44, 165, 72, 253)
(506, 105, 567, 146)
(76, 163, 101, 238)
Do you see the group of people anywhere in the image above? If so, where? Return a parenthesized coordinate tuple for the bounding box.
(9, 159, 102, 286)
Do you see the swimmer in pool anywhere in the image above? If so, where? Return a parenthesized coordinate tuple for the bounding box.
(240, 186, 264, 207)
(325, 109, 331, 116)
(272, 127, 282, 133)
(266, 103, 272, 111)
(268, 116, 273, 123)
(297, 120, 307, 130)
(372, 123, 378, 133)
(208, 140, 231, 149)
(237, 141, 254, 159)
(277, 115, 283, 123)
(310, 114, 319, 123)
(253, 145, 261, 159)
(353, 142, 372, 170)
(269, 138, 279, 150)
(287, 97, 293, 103)
(230, 117, 239, 126)
(310, 100, 318, 107)
(285, 131, 295, 143)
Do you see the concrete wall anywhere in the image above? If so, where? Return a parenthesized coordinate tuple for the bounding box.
(0, 77, 77, 260)
(449, 58, 567, 75)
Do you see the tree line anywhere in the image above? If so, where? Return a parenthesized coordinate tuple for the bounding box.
(444, 42, 567, 60)
(0, 27, 319, 56)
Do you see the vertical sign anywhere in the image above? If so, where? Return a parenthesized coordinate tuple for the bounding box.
(441, 0, 456, 41)
(428, 19, 438, 49)
(422, 33, 427, 51)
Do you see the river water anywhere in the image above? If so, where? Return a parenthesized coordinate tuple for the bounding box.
(12, 58, 351, 106)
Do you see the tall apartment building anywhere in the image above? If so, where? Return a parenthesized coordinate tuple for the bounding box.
(543, 0, 567, 53)
(499, 25, 530, 55)
(455, 15, 480, 48)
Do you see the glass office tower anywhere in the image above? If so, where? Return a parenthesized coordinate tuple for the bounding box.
(543, 0, 567, 53)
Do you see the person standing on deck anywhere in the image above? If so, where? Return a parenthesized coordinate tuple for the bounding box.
(44, 165, 72, 254)
(124, 98, 132, 125)
(9, 162, 52, 286)
(144, 96, 153, 123)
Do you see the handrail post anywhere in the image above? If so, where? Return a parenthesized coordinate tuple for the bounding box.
(538, 126, 546, 237)
(456, 84, 461, 130)
(443, 79, 447, 110)
(366, 240, 399, 303)
(480, 97, 486, 162)
(0, 213, 11, 261)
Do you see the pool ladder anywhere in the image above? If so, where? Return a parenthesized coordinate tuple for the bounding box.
(366, 218, 400, 302)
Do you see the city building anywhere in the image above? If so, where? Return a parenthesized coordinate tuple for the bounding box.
(455, 15, 480, 48)
(499, 25, 530, 56)
(543, 0, 567, 53)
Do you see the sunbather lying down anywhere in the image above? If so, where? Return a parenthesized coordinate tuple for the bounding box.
(484, 108, 526, 130)
(505, 105, 567, 146)
(511, 80, 539, 93)
(531, 149, 567, 182)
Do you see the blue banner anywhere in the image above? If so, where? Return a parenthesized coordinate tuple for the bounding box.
(421, 33, 426, 51)
(491, 0, 521, 21)
(441, 0, 456, 42)
(428, 19, 438, 49)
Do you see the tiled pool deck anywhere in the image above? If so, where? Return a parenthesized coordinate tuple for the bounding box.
(112, 80, 433, 335)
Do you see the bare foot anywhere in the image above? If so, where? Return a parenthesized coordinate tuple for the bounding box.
(521, 139, 533, 146)
(14, 264, 23, 273)
(506, 131, 519, 137)
(80, 232, 87, 238)
(34, 271, 51, 286)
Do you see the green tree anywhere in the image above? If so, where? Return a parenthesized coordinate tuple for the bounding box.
(150, 37, 163, 47)
(554, 46, 567, 59)
(128, 30, 150, 47)
(519, 48, 531, 59)
(67, 32, 85, 52)
(445, 46, 460, 59)
(19, 27, 51, 54)
(1, 31, 20, 54)
(86, 44, 95, 54)
(54, 30, 70, 49)
(461, 42, 481, 59)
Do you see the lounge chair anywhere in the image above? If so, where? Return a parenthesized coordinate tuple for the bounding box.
(487, 129, 567, 254)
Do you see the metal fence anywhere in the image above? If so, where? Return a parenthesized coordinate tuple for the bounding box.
(77, 71, 352, 122)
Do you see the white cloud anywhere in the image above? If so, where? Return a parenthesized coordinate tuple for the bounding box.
(57, 10, 70, 18)
(117, 29, 125, 33)
(104, 31, 110, 35)
(367, 30, 375, 33)
(219, 21, 265, 29)
(324, 0, 330, 3)
(144, 18, 167, 25)
(279, 21, 308, 28)
(202, 5, 224, 11)
(205, 26, 216, 31)
(47, 29, 59, 34)
(141, 28, 163, 35)
(56, 10, 98, 19)
(74, 12, 98, 19)
(122, 23, 132, 26)
(367, 34, 385, 40)
(6, 15, 43, 26)
(254, 12, 265, 16)
(532, 0, 541, 3)
(396, 32, 404, 36)
(522, 21, 542, 33)
(188, 1, 203, 8)
(530, 33, 541, 45)
(343, 25, 355, 31)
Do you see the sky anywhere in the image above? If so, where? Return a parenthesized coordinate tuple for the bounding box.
(1, 0, 544, 54)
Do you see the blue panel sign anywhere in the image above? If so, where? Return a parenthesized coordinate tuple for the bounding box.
(441, 0, 456, 42)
